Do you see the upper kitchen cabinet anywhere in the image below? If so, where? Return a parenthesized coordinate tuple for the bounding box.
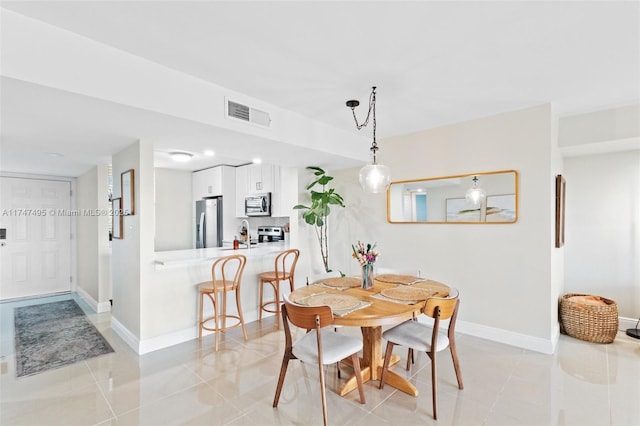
(235, 164, 296, 217)
(235, 163, 273, 216)
(193, 166, 235, 201)
(248, 163, 274, 193)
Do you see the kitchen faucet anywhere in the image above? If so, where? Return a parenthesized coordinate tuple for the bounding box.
(240, 219, 250, 250)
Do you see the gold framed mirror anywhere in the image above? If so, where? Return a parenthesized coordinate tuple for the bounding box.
(387, 170, 518, 224)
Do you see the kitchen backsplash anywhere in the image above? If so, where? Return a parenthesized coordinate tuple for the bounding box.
(234, 216, 289, 234)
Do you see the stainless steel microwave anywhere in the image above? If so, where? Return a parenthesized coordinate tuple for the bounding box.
(245, 193, 271, 217)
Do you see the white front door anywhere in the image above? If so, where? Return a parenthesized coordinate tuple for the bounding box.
(0, 177, 72, 300)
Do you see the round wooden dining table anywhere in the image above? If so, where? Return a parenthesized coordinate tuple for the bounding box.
(288, 276, 449, 397)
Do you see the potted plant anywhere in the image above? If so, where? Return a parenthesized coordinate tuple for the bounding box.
(294, 166, 345, 272)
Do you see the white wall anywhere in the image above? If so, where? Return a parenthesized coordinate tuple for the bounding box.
(563, 150, 640, 318)
(298, 104, 560, 353)
(111, 140, 155, 340)
(154, 168, 192, 251)
(76, 165, 111, 312)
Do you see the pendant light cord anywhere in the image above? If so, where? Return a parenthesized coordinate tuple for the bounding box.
(349, 87, 378, 163)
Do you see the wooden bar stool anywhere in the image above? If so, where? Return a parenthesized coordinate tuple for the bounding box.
(197, 254, 248, 351)
(258, 249, 300, 328)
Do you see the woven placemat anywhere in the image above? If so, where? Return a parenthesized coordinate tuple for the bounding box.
(381, 286, 433, 302)
(375, 274, 425, 285)
(299, 293, 361, 311)
(316, 277, 361, 288)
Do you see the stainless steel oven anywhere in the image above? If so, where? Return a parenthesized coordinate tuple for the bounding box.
(245, 193, 271, 217)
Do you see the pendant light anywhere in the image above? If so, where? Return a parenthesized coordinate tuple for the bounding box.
(465, 176, 486, 206)
(346, 86, 391, 193)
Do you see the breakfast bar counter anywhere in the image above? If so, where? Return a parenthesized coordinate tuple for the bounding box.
(154, 242, 288, 268)
(124, 242, 291, 354)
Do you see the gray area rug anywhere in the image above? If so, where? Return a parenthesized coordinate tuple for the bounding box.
(14, 299, 114, 377)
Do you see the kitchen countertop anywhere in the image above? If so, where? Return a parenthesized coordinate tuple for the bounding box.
(154, 241, 288, 267)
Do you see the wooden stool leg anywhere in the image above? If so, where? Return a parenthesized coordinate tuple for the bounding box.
(274, 280, 281, 329)
(214, 292, 220, 352)
(222, 289, 227, 330)
(236, 287, 248, 342)
(258, 279, 264, 321)
(198, 292, 203, 340)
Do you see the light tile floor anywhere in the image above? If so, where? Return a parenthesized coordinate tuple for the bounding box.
(1, 293, 639, 425)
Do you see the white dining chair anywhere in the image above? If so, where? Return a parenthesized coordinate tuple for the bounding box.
(379, 289, 463, 420)
(273, 297, 366, 426)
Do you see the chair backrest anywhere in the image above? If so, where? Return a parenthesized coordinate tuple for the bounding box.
(423, 288, 459, 319)
(306, 270, 341, 285)
(211, 254, 247, 292)
(274, 249, 300, 277)
(282, 298, 334, 330)
(423, 288, 460, 340)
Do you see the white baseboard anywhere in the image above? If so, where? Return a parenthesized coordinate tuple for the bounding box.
(76, 287, 111, 314)
(96, 301, 112, 313)
(111, 316, 141, 353)
(138, 327, 197, 355)
(620, 316, 639, 331)
(76, 288, 97, 312)
(456, 319, 557, 354)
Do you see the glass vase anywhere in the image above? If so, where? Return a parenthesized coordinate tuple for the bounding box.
(361, 264, 374, 290)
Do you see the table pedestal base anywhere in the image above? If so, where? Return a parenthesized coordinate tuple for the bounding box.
(337, 326, 419, 397)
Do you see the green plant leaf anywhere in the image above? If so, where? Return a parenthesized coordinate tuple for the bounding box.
(317, 176, 333, 185)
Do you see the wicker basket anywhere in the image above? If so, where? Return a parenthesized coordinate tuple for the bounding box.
(559, 293, 618, 343)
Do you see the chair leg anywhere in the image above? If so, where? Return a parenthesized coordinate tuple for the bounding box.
(378, 341, 395, 390)
(430, 351, 437, 420)
(450, 341, 464, 389)
(273, 351, 292, 407)
(197, 292, 203, 340)
(351, 353, 366, 404)
(318, 358, 328, 426)
(406, 348, 414, 370)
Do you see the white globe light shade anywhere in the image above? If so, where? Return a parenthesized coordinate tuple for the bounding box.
(359, 163, 391, 193)
(465, 186, 486, 205)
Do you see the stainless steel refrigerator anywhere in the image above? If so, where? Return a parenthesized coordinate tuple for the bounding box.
(195, 197, 223, 248)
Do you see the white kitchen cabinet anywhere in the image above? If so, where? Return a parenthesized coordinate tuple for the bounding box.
(235, 163, 275, 217)
(235, 163, 296, 218)
(192, 167, 222, 201)
(248, 163, 274, 193)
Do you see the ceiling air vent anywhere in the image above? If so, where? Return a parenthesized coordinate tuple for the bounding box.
(226, 100, 271, 128)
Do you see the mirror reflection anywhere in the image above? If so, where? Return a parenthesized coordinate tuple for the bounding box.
(387, 170, 518, 223)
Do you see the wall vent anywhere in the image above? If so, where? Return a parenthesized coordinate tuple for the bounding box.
(227, 100, 271, 128)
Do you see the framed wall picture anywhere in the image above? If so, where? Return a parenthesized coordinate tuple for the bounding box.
(486, 194, 517, 222)
(555, 174, 566, 248)
(446, 198, 481, 222)
(121, 169, 135, 215)
(112, 197, 123, 239)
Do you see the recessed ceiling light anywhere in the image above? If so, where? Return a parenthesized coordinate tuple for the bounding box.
(252, 158, 262, 164)
(204, 150, 215, 157)
(46, 152, 64, 158)
(170, 152, 193, 162)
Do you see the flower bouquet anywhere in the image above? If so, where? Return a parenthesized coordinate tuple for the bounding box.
(352, 241, 379, 290)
